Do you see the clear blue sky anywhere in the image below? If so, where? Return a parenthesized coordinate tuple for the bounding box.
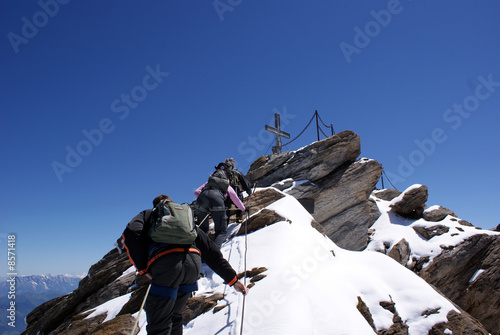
(1, 1, 499, 276)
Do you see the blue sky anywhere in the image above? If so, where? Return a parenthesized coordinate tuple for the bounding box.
(1, 1, 499, 276)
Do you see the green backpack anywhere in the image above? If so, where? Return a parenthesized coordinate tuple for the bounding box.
(149, 200, 198, 245)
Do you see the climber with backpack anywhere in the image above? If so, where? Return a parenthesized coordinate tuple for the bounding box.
(122, 194, 248, 335)
(224, 158, 253, 223)
(194, 162, 247, 248)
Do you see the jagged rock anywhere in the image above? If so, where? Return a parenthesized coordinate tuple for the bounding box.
(52, 312, 107, 335)
(419, 234, 500, 334)
(319, 198, 381, 250)
(79, 269, 135, 314)
(407, 256, 430, 273)
(250, 274, 266, 283)
(387, 239, 410, 265)
(91, 314, 137, 335)
(246, 131, 383, 251)
(310, 219, 326, 235)
(245, 187, 285, 215)
(182, 293, 225, 326)
(236, 209, 287, 235)
(118, 281, 150, 316)
(270, 178, 294, 191)
(286, 159, 382, 224)
(389, 184, 428, 219)
(458, 219, 474, 227)
(377, 299, 409, 335)
(238, 267, 268, 279)
(237, 267, 268, 288)
(372, 189, 401, 201)
(423, 206, 457, 222)
(413, 225, 450, 240)
(285, 159, 382, 250)
(247, 130, 361, 186)
(53, 313, 138, 335)
(356, 296, 376, 332)
(429, 310, 488, 335)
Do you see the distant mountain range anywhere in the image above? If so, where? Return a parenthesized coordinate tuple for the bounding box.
(0, 274, 83, 334)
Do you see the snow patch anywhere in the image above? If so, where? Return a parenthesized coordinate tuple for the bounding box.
(368, 193, 499, 267)
(469, 269, 485, 283)
(85, 293, 132, 322)
(389, 184, 423, 207)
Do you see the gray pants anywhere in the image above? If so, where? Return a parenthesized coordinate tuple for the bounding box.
(145, 252, 202, 335)
(195, 189, 228, 248)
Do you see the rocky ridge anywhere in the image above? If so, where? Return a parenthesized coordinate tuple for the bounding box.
(369, 187, 500, 334)
(245, 130, 499, 334)
(22, 130, 498, 334)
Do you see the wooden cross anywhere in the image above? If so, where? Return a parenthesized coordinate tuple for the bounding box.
(265, 113, 290, 154)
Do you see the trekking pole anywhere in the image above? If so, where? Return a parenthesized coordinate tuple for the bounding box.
(131, 283, 151, 335)
(196, 212, 210, 228)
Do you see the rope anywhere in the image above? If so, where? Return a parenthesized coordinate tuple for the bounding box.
(239, 210, 248, 335)
(239, 183, 257, 335)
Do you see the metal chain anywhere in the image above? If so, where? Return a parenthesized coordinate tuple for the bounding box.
(282, 112, 316, 147)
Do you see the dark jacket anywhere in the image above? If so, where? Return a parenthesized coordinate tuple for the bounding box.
(122, 209, 238, 286)
(231, 168, 253, 196)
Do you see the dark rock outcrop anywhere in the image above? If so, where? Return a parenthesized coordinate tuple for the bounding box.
(429, 310, 488, 335)
(389, 184, 428, 219)
(182, 293, 225, 326)
(247, 130, 361, 186)
(371, 189, 401, 201)
(356, 296, 376, 332)
(245, 187, 285, 215)
(247, 131, 383, 251)
(423, 206, 457, 222)
(387, 239, 411, 265)
(419, 234, 500, 334)
(413, 225, 450, 240)
(236, 208, 287, 235)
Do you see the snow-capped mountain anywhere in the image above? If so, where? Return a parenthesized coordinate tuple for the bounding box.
(0, 274, 82, 334)
(22, 131, 499, 334)
(0, 274, 83, 295)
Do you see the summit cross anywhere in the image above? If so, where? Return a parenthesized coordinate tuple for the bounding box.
(265, 113, 290, 154)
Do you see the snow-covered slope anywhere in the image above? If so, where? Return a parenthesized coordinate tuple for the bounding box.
(83, 189, 480, 334)
(367, 192, 499, 271)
